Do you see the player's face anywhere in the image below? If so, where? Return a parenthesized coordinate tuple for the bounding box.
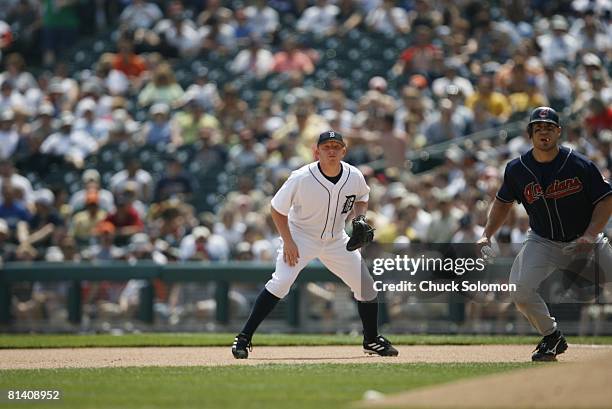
(316, 141, 346, 164)
(531, 122, 561, 151)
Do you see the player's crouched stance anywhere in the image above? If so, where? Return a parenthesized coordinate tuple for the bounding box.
(232, 131, 398, 359)
(478, 107, 612, 362)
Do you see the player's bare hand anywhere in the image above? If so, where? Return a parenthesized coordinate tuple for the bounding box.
(564, 234, 596, 255)
(476, 236, 496, 263)
(283, 239, 300, 266)
(476, 236, 491, 252)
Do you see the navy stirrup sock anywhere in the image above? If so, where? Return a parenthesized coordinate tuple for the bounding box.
(240, 288, 281, 339)
(357, 300, 379, 342)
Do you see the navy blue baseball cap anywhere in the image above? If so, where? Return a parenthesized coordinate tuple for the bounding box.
(317, 130, 345, 146)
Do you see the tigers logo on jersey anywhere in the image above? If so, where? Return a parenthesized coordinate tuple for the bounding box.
(341, 195, 356, 213)
(523, 177, 583, 204)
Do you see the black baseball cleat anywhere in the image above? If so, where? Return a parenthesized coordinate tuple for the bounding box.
(363, 335, 399, 357)
(232, 333, 252, 359)
(532, 330, 568, 362)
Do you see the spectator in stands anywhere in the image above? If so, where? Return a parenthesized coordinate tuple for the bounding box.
(588, 72, 612, 106)
(272, 36, 316, 75)
(465, 76, 511, 122)
(196, 0, 233, 27)
(230, 36, 274, 79)
(538, 62, 573, 112)
(425, 190, 461, 243)
(70, 190, 107, 244)
(138, 63, 184, 108)
(172, 92, 220, 145)
(0, 183, 31, 244)
(0, 79, 26, 113)
(467, 100, 500, 134)
(4, 3, 40, 61)
(29, 103, 55, 148)
(297, 0, 340, 36)
(508, 77, 548, 115)
(216, 83, 249, 135)
(150, 199, 190, 250)
(0, 218, 14, 263)
(0, 53, 37, 93)
(27, 189, 64, 249)
(537, 15, 579, 66)
(272, 101, 329, 162)
(432, 59, 474, 99)
(73, 98, 107, 143)
(199, 15, 237, 55)
(86, 221, 123, 260)
(119, 232, 166, 317)
(119, 0, 162, 31)
(68, 169, 114, 213)
(192, 126, 228, 173)
(41, 0, 79, 66)
(424, 98, 467, 144)
(110, 157, 153, 203)
(375, 113, 408, 168)
(392, 24, 441, 79)
(244, 0, 279, 40)
(178, 226, 211, 261)
(320, 89, 354, 134)
(39, 112, 98, 169)
(573, 9, 610, 55)
(0, 110, 19, 160)
(451, 214, 484, 244)
(584, 97, 612, 136)
(0, 159, 33, 205)
(365, 0, 410, 36)
(154, 158, 193, 202)
(228, 127, 266, 170)
(183, 67, 221, 112)
(110, 37, 147, 88)
(143, 103, 179, 146)
(159, 3, 202, 58)
(104, 194, 144, 245)
(394, 85, 431, 134)
(495, 55, 539, 95)
(233, 7, 253, 46)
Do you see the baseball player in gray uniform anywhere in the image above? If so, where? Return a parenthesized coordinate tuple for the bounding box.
(478, 107, 612, 361)
(232, 131, 398, 359)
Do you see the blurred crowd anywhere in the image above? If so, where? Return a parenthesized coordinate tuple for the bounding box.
(0, 0, 611, 326)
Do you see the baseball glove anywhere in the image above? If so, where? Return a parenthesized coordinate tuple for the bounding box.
(346, 215, 375, 251)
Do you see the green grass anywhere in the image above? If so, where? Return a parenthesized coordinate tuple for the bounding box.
(0, 363, 530, 409)
(0, 333, 611, 349)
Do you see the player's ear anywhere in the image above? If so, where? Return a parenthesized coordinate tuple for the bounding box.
(313, 144, 320, 160)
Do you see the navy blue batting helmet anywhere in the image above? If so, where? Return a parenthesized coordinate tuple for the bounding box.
(528, 106, 560, 131)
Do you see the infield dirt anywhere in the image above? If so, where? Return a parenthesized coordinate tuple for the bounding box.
(0, 344, 610, 369)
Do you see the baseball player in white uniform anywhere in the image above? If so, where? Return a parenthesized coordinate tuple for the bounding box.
(232, 131, 398, 358)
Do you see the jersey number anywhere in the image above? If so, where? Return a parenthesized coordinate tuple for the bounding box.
(341, 195, 356, 214)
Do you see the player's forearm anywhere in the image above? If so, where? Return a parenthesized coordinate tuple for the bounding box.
(271, 207, 294, 242)
(584, 195, 612, 238)
(354, 201, 368, 218)
(483, 199, 513, 239)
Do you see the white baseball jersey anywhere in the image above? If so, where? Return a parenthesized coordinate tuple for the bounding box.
(266, 160, 377, 301)
(271, 161, 370, 241)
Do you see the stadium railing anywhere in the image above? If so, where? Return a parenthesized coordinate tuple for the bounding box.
(0, 260, 514, 327)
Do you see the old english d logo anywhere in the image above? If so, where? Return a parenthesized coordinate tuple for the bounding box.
(342, 195, 356, 213)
